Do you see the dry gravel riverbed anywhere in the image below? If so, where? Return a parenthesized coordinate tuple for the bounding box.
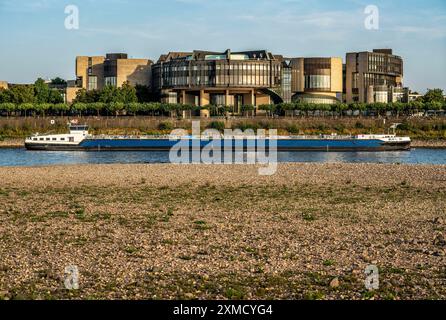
(0, 163, 445, 300)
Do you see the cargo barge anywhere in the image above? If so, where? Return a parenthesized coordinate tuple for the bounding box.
(25, 125, 411, 152)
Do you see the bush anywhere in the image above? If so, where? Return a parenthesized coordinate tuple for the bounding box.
(286, 124, 300, 134)
(158, 121, 174, 131)
(233, 122, 259, 131)
(207, 121, 225, 132)
(355, 121, 365, 129)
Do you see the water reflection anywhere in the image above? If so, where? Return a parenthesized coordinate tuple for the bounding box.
(0, 148, 445, 167)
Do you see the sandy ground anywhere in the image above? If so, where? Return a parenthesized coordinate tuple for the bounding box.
(0, 163, 445, 300)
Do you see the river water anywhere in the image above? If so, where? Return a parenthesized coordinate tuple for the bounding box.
(0, 148, 445, 167)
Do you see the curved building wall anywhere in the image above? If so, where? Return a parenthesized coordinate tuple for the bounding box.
(290, 57, 343, 104)
(152, 59, 282, 91)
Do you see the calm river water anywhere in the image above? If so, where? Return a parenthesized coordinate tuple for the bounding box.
(0, 148, 445, 167)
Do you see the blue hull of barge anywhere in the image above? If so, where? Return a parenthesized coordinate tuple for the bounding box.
(67, 138, 409, 152)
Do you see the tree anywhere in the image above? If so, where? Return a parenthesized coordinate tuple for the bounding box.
(0, 103, 16, 118)
(36, 103, 52, 118)
(53, 103, 69, 116)
(51, 77, 67, 85)
(107, 102, 125, 117)
(120, 81, 138, 103)
(100, 85, 120, 104)
(10, 85, 35, 104)
(0, 88, 13, 103)
(48, 89, 64, 104)
(126, 102, 141, 116)
(135, 85, 152, 102)
(18, 103, 34, 118)
(423, 89, 444, 104)
(34, 78, 50, 103)
(90, 102, 105, 117)
(71, 103, 87, 117)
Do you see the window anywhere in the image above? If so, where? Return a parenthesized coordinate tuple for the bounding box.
(88, 76, 98, 90)
(46, 138, 50, 141)
(305, 75, 331, 89)
(52, 138, 57, 141)
(60, 138, 65, 141)
(33, 138, 38, 141)
(105, 77, 117, 87)
(69, 137, 74, 142)
(39, 138, 44, 141)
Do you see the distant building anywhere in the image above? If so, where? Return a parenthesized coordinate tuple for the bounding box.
(0, 81, 8, 90)
(64, 53, 152, 103)
(75, 53, 152, 91)
(151, 49, 290, 111)
(290, 57, 343, 104)
(408, 92, 423, 102)
(345, 49, 409, 103)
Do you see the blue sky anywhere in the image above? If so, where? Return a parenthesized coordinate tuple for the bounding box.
(0, 0, 445, 93)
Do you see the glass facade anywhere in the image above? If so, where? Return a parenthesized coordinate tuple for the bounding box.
(305, 75, 331, 89)
(88, 76, 97, 90)
(105, 77, 117, 87)
(303, 58, 332, 92)
(153, 60, 281, 90)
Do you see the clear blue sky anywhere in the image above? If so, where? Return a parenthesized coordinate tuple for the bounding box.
(0, 0, 445, 93)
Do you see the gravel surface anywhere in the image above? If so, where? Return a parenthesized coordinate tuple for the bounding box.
(0, 163, 445, 300)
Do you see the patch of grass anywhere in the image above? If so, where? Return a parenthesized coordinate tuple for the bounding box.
(160, 208, 174, 223)
(361, 290, 376, 300)
(225, 287, 245, 300)
(302, 209, 317, 221)
(305, 291, 325, 300)
(74, 208, 86, 221)
(323, 259, 336, 267)
(194, 220, 211, 230)
(179, 255, 194, 261)
(124, 246, 139, 254)
(46, 211, 69, 218)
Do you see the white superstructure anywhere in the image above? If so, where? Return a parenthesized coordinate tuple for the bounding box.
(25, 125, 89, 147)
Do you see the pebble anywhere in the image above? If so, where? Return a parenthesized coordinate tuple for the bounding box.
(329, 277, 340, 288)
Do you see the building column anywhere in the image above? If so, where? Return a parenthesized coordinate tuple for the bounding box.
(200, 90, 210, 106)
(225, 90, 229, 106)
(181, 90, 186, 104)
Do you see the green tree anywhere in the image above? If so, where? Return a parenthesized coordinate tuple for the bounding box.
(100, 85, 120, 103)
(0, 103, 16, 118)
(135, 85, 152, 102)
(51, 77, 67, 85)
(107, 102, 125, 117)
(48, 89, 64, 104)
(18, 103, 34, 118)
(36, 103, 52, 117)
(34, 78, 50, 103)
(10, 85, 35, 104)
(90, 102, 105, 117)
(71, 102, 87, 117)
(126, 102, 141, 116)
(0, 88, 13, 103)
(119, 81, 138, 103)
(423, 89, 444, 104)
(53, 103, 69, 116)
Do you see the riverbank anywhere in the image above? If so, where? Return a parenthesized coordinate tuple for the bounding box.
(1, 137, 446, 149)
(0, 163, 445, 300)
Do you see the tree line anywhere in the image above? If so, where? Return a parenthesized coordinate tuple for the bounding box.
(0, 81, 444, 118)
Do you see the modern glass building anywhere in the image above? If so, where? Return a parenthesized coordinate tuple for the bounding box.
(151, 49, 291, 111)
(290, 57, 343, 104)
(345, 49, 408, 103)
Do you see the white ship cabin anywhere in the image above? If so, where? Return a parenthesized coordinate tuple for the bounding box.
(25, 124, 90, 145)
